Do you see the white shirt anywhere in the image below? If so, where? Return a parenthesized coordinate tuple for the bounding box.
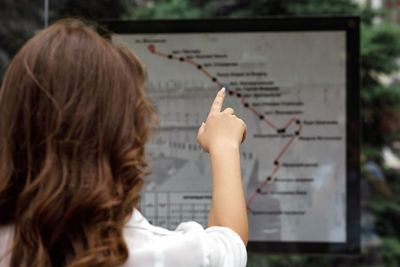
(0, 209, 247, 267)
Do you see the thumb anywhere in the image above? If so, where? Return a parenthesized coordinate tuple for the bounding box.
(197, 122, 207, 151)
(198, 122, 205, 135)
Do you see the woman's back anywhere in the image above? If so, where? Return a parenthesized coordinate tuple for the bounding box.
(0, 209, 246, 267)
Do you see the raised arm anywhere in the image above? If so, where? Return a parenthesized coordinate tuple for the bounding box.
(196, 88, 249, 245)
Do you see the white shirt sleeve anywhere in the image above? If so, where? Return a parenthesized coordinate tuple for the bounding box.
(203, 226, 247, 267)
(122, 210, 247, 267)
(170, 222, 247, 267)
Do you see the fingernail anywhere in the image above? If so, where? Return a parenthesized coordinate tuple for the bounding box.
(219, 87, 226, 94)
(202, 122, 205, 126)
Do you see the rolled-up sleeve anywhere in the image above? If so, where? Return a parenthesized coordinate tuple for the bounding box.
(203, 226, 247, 267)
(160, 222, 247, 267)
(123, 220, 247, 267)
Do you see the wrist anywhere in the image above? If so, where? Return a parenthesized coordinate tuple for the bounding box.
(209, 142, 240, 155)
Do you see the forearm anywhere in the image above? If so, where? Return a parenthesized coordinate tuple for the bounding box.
(207, 143, 249, 245)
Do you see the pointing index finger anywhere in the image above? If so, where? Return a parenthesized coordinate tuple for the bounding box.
(210, 87, 225, 114)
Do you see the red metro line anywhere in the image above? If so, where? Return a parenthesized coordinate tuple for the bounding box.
(147, 44, 303, 212)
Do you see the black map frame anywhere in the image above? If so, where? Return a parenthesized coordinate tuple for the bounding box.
(101, 17, 360, 254)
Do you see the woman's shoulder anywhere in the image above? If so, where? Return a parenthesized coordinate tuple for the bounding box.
(121, 209, 247, 267)
(123, 209, 206, 246)
(0, 224, 14, 267)
(125, 209, 204, 235)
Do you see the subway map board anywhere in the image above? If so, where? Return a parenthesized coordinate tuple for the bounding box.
(105, 18, 360, 254)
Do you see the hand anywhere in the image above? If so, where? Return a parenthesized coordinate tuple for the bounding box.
(197, 88, 247, 153)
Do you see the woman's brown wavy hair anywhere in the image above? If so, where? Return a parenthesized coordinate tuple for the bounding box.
(0, 18, 156, 266)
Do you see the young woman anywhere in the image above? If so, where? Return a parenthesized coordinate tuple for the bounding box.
(0, 19, 248, 267)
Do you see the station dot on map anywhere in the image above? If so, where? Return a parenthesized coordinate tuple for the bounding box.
(148, 44, 155, 52)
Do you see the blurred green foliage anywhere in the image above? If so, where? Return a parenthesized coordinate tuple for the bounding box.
(361, 21, 400, 152)
(288, 0, 359, 15)
(124, 0, 203, 19)
(381, 237, 400, 265)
